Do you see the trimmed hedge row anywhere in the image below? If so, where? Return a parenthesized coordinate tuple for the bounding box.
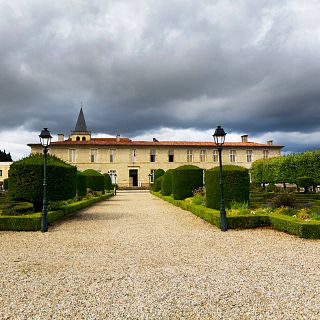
(0, 192, 113, 231)
(82, 169, 105, 191)
(153, 176, 163, 192)
(151, 191, 320, 239)
(172, 165, 203, 200)
(76, 172, 87, 197)
(206, 165, 250, 209)
(161, 169, 173, 196)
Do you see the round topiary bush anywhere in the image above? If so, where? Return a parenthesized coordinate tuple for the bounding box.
(172, 165, 203, 200)
(82, 169, 105, 192)
(103, 173, 113, 191)
(76, 171, 86, 197)
(161, 169, 173, 196)
(205, 165, 249, 210)
(154, 169, 165, 181)
(8, 154, 77, 212)
(153, 176, 163, 192)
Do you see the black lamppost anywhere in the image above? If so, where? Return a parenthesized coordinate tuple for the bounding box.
(213, 125, 227, 231)
(39, 128, 52, 233)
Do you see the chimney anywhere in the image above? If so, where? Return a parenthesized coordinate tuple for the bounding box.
(57, 134, 64, 142)
(267, 140, 273, 145)
(241, 135, 248, 143)
(116, 134, 120, 142)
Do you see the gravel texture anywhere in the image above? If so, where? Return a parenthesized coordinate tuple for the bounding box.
(0, 190, 320, 320)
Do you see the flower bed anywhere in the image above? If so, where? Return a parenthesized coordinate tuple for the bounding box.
(151, 191, 320, 239)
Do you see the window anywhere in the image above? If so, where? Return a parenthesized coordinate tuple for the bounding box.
(69, 149, 76, 162)
(263, 150, 269, 159)
(109, 170, 117, 184)
(230, 150, 236, 163)
(0, 170, 2, 177)
(150, 149, 156, 162)
(150, 169, 156, 183)
(246, 150, 253, 163)
(130, 149, 136, 162)
(91, 149, 97, 163)
(213, 150, 219, 162)
(187, 149, 193, 162)
(82, 137, 86, 141)
(168, 149, 174, 162)
(110, 149, 116, 163)
(200, 150, 206, 162)
(76, 136, 80, 141)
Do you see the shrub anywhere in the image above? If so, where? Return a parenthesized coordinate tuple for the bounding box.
(154, 169, 165, 181)
(271, 193, 295, 208)
(3, 178, 9, 191)
(296, 176, 315, 193)
(82, 169, 105, 192)
(76, 171, 86, 197)
(103, 173, 113, 191)
(8, 154, 77, 212)
(273, 206, 295, 216)
(172, 165, 203, 200)
(296, 208, 311, 220)
(266, 183, 276, 192)
(153, 176, 163, 192)
(161, 169, 173, 196)
(192, 194, 205, 205)
(206, 165, 249, 210)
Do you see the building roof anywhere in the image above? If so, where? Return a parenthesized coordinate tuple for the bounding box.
(73, 107, 88, 132)
(28, 137, 284, 148)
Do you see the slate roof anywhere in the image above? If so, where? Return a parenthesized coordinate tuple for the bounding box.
(73, 107, 88, 132)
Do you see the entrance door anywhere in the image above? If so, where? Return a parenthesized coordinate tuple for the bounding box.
(129, 169, 138, 187)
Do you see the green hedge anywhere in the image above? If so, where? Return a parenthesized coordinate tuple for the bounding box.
(82, 169, 105, 191)
(76, 172, 87, 197)
(161, 169, 173, 196)
(3, 178, 9, 191)
(151, 191, 320, 239)
(8, 154, 77, 212)
(172, 165, 203, 200)
(0, 192, 113, 231)
(103, 174, 113, 191)
(154, 169, 165, 181)
(153, 176, 163, 192)
(206, 165, 249, 209)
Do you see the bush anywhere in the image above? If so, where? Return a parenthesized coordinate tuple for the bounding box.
(172, 165, 203, 200)
(76, 172, 86, 197)
(154, 169, 165, 181)
(3, 178, 9, 191)
(296, 176, 315, 193)
(153, 176, 163, 192)
(82, 169, 105, 192)
(266, 183, 276, 192)
(103, 174, 113, 191)
(161, 169, 173, 196)
(206, 165, 249, 210)
(271, 193, 295, 208)
(8, 154, 77, 212)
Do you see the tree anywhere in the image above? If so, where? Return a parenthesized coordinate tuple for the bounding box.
(0, 149, 12, 162)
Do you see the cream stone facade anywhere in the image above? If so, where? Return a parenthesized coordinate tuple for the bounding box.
(0, 162, 13, 189)
(28, 110, 283, 188)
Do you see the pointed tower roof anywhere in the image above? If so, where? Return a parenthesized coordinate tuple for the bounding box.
(74, 107, 88, 132)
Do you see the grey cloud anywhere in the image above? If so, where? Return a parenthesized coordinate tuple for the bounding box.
(0, 0, 320, 154)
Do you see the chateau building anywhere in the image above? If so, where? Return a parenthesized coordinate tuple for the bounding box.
(28, 109, 283, 188)
(0, 162, 13, 189)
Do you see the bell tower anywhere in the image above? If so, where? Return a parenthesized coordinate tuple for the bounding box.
(70, 107, 91, 141)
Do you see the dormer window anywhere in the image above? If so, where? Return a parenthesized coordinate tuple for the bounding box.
(76, 136, 80, 141)
(82, 137, 86, 141)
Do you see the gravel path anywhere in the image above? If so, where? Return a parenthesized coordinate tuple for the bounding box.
(0, 191, 319, 320)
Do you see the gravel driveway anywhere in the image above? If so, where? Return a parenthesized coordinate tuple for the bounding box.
(0, 191, 319, 320)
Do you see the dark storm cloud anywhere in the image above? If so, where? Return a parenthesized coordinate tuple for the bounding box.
(0, 0, 320, 152)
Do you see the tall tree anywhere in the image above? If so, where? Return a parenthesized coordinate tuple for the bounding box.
(0, 149, 12, 162)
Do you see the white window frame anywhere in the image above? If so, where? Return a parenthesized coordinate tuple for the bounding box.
(109, 169, 117, 184)
(91, 149, 98, 163)
(200, 149, 206, 162)
(150, 149, 156, 162)
(246, 150, 253, 163)
(150, 169, 156, 183)
(110, 149, 116, 163)
(213, 150, 219, 163)
(187, 149, 193, 162)
(130, 149, 136, 162)
(263, 149, 269, 159)
(168, 149, 174, 162)
(230, 150, 236, 163)
(69, 149, 76, 163)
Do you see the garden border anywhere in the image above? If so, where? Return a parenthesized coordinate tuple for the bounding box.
(0, 192, 114, 231)
(151, 191, 320, 239)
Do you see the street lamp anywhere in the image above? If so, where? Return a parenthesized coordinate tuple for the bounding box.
(39, 128, 52, 233)
(213, 125, 227, 231)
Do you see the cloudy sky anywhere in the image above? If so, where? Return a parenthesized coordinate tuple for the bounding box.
(1, 0, 320, 160)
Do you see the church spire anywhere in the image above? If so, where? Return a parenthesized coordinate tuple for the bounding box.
(74, 107, 88, 132)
